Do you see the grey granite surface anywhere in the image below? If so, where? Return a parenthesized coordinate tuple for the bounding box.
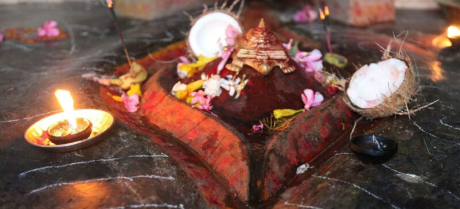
(0, 1, 459, 208)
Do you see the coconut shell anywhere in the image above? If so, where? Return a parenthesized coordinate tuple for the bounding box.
(186, 10, 244, 58)
(343, 45, 418, 119)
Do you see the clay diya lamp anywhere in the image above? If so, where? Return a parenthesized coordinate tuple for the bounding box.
(46, 117, 92, 144)
(349, 135, 398, 164)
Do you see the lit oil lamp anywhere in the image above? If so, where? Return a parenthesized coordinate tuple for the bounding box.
(432, 25, 460, 49)
(46, 90, 92, 144)
(447, 25, 460, 46)
(24, 90, 114, 152)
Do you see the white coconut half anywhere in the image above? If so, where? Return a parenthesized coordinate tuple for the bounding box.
(347, 58, 408, 109)
(188, 11, 243, 58)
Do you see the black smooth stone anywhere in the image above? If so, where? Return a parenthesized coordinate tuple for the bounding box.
(349, 135, 398, 164)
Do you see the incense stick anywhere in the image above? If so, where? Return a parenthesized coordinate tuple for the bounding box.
(326, 28, 332, 53)
(107, 0, 132, 67)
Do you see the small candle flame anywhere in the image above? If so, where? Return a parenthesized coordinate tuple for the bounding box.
(324, 6, 329, 17)
(319, 9, 325, 20)
(55, 90, 77, 132)
(106, 0, 113, 8)
(447, 26, 460, 39)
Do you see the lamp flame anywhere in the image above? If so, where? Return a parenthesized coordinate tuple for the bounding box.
(447, 26, 460, 39)
(106, 0, 113, 8)
(319, 9, 325, 20)
(325, 6, 329, 17)
(55, 90, 77, 132)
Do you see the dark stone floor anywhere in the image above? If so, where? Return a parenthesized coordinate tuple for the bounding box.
(0, 1, 459, 209)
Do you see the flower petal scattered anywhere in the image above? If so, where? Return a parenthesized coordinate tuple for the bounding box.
(217, 47, 234, 74)
(202, 74, 222, 97)
(191, 90, 213, 111)
(216, 25, 241, 73)
(176, 56, 191, 78)
(312, 91, 324, 107)
(295, 49, 323, 72)
(121, 93, 139, 112)
(301, 89, 324, 110)
(171, 81, 187, 94)
(177, 55, 217, 78)
(294, 5, 318, 23)
(37, 20, 60, 37)
(252, 124, 264, 132)
(219, 74, 249, 98)
(172, 80, 204, 101)
(282, 39, 293, 51)
(191, 90, 206, 105)
(225, 24, 241, 46)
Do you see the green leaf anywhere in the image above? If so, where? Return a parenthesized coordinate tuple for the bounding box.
(290, 42, 299, 57)
(324, 53, 348, 68)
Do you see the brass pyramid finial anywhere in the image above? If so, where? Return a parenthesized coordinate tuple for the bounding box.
(225, 17, 296, 76)
(258, 19, 265, 28)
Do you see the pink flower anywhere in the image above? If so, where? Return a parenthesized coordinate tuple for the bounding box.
(282, 39, 293, 51)
(178, 56, 190, 64)
(191, 90, 207, 105)
(295, 49, 323, 72)
(252, 124, 264, 132)
(301, 89, 324, 110)
(121, 93, 139, 112)
(0, 32, 4, 43)
(215, 25, 240, 73)
(37, 20, 60, 37)
(225, 25, 241, 46)
(217, 47, 234, 74)
(191, 90, 213, 111)
(294, 5, 318, 23)
(199, 97, 213, 111)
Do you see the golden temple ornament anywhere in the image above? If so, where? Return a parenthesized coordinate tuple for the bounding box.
(226, 19, 295, 76)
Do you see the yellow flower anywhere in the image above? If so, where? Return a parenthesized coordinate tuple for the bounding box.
(108, 92, 123, 102)
(175, 80, 205, 102)
(107, 62, 148, 90)
(273, 109, 303, 119)
(178, 55, 217, 78)
(186, 80, 205, 92)
(127, 83, 142, 97)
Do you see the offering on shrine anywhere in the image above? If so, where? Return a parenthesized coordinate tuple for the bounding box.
(106, 4, 357, 203)
(91, 1, 428, 203)
(343, 45, 417, 119)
